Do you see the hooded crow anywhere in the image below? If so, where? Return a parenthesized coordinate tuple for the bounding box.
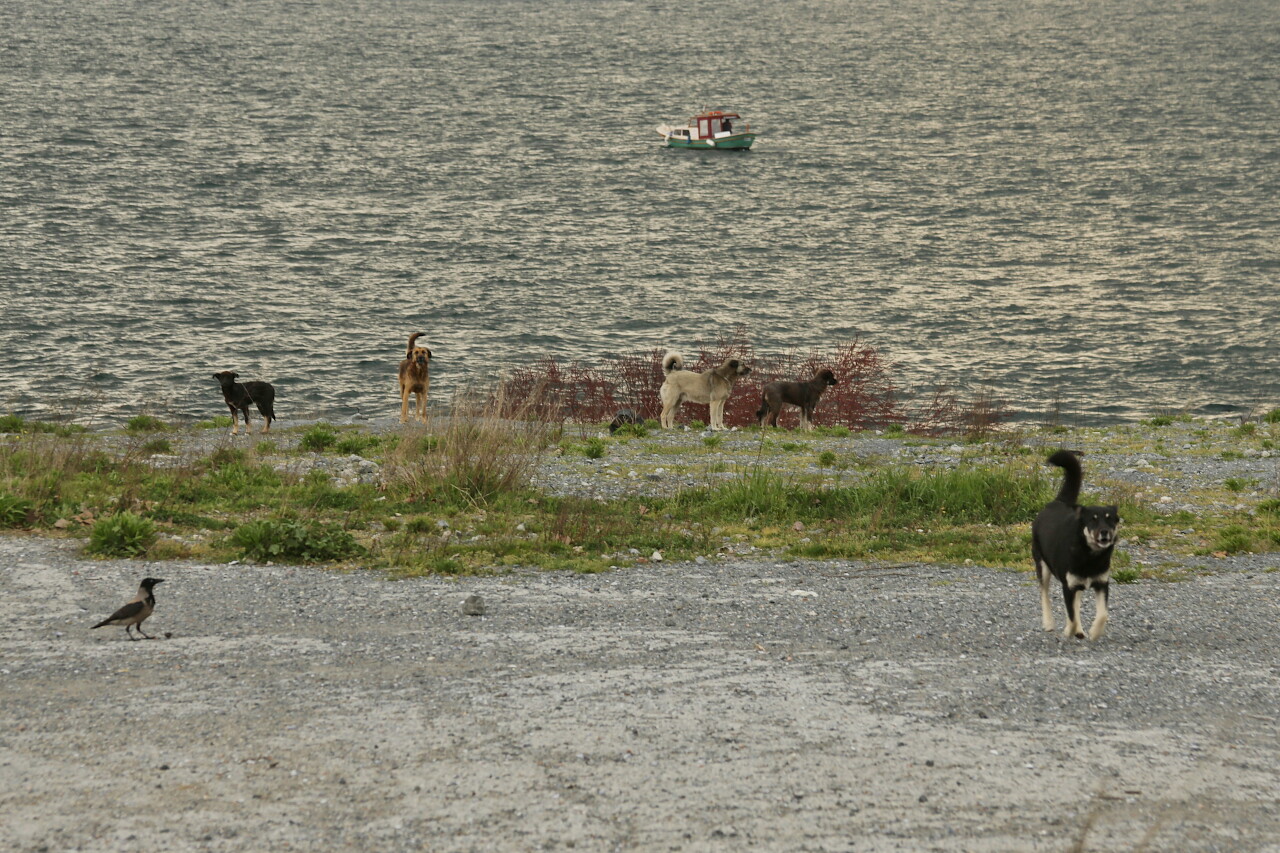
(91, 577, 164, 640)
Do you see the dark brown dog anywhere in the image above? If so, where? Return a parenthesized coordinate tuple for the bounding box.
(756, 369, 838, 431)
(213, 371, 276, 435)
(398, 332, 432, 423)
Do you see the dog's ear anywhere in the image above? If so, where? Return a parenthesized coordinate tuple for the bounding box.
(425, 348, 432, 359)
(1074, 506, 1084, 520)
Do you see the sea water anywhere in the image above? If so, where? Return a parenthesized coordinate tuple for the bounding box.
(2, 0, 1277, 425)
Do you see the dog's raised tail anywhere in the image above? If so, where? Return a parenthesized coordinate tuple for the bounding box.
(1047, 449, 1084, 506)
(406, 332, 425, 354)
(662, 352, 684, 373)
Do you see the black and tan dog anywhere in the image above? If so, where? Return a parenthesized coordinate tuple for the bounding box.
(658, 352, 752, 430)
(213, 371, 276, 435)
(398, 332, 432, 423)
(757, 368, 838, 431)
(1032, 449, 1120, 641)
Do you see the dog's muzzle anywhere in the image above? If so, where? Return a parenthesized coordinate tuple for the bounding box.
(1088, 527, 1116, 550)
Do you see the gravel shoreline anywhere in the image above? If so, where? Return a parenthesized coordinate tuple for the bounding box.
(3, 419, 1280, 851)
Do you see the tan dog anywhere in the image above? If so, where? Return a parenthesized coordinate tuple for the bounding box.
(398, 332, 432, 423)
(658, 352, 752, 430)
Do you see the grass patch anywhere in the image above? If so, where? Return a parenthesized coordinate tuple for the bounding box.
(141, 438, 173, 455)
(612, 422, 649, 438)
(86, 512, 157, 558)
(1211, 525, 1253, 555)
(300, 424, 339, 452)
(0, 493, 33, 527)
(231, 518, 363, 563)
(126, 415, 168, 433)
(0, 414, 86, 436)
(5, 413, 1280, 576)
(335, 433, 381, 456)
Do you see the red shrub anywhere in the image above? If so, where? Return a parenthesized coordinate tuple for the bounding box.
(491, 329, 1002, 434)
(493, 356, 618, 423)
(607, 348, 667, 421)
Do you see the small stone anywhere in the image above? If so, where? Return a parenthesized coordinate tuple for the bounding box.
(650, 550, 663, 562)
(462, 594, 486, 616)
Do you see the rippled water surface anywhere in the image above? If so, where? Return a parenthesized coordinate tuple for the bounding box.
(3, 0, 1278, 425)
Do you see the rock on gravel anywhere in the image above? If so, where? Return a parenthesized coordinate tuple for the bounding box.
(2, 536, 1280, 852)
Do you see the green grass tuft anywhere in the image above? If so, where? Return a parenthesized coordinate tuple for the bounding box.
(141, 438, 173, 455)
(300, 424, 339, 452)
(126, 415, 168, 433)
(87, 513, 157, 557)
(231, 518, 362, 563)
(0, 493, 33, 527)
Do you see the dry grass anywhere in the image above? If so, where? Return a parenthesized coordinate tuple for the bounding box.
(384, 386, 561, 508)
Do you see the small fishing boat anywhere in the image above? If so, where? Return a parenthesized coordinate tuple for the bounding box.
(656, 110, 756, 150)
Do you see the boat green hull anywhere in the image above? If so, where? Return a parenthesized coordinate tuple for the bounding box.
(666, 133, 756, 150)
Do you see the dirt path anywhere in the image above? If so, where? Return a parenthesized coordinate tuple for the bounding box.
(2, 535, 1279, 852)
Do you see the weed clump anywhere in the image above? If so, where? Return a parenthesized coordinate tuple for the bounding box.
(0, 493, 33, 527)
(336, 433, 381, 456)
(141, 438, 173, 455)
(1213, 525, 1253, 554)
(87, 512, 157, 557)
(126, 415, 168, 433)
(300, 424, 338, 452)
(1112, 567, 1141, 584)
(231, 518, 362, 563)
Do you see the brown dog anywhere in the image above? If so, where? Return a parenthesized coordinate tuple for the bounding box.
(658, 352, 752, 430)
(398, 332, 432, 423)
(757, 369, 838, 431)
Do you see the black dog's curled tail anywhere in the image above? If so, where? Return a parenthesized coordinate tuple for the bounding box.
(1047, 449, 1084, 506)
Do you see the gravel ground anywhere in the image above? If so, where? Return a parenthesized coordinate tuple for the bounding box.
(3, 535, 1280, 852)
(3, 420, 1280, 851)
